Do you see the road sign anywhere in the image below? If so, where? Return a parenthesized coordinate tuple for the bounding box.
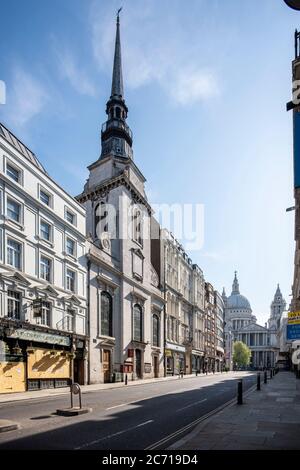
(284, 0, 300, 10)
(287, 311, 300, 340)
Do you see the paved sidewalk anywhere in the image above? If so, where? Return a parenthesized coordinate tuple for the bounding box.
(0, 371, 225, 404)
(170, 371, 300, 450)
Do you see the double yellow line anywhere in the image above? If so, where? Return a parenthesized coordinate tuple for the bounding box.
(145, 383, 256, 450)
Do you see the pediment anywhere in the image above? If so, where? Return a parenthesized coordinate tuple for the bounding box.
(64, 295, 82, 306)
(0, 270, 31, 286)
(240, 322, 268, 332)
(131, 248, 145, 259)
(35, 284, 59, 298)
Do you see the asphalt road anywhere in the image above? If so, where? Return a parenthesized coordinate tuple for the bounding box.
(0, 372, 256, 450)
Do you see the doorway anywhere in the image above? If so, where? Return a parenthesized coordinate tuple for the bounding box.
(74, 358, 84, 385)
(103, 349, 111, 383)
(135, 349, 142, 379)
(153, 355, 159, 378)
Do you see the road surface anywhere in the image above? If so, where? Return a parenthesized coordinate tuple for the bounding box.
(0, 371, 256, 450)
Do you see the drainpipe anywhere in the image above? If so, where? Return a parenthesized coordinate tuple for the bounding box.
(163, 240, 167, 377)
(87, 257, 91, 385)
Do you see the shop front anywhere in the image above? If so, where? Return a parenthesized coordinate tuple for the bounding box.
(192, 350, 204, 373)
(165, 342, 186, 375)
(0, 321, 87, 393)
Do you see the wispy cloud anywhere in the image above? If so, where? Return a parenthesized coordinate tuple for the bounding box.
(169, 68, 219, 106)
(89, 0, 220, 106)
(6, 67, 49, 128)
(54, 46, 97, 97)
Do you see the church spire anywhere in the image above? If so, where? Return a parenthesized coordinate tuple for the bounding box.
(111, 9, 124, 99)
(270, 283, 286, 318)
(100, 9, 133, 160)
(275, 284, 282, 298)
(231, 271, 240, 295)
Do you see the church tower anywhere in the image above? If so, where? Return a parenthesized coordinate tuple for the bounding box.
(76, 11, 164, 385)
(100, 11, 133, 161)
(270, 284, 286, 329)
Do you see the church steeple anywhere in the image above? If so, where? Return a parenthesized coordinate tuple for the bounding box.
(222, 287, 227, 307)
(231, 271, 240, 295)
(111, 10, 124, 99)
(270, 284, 286, 319)
(100, 9, 133, 160)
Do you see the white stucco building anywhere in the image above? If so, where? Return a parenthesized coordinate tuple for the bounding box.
(163, 230, 206, 375)
(0, 122, 87, 393)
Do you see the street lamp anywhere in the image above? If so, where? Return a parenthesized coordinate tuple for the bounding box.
(284, 0, 300, 10)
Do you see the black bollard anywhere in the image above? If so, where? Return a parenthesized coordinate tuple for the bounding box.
(237, 379, 243, 405)
(264, 370, 267, 384)
(125, 373, 128, 385)
(270, 369, 273, 380)
(257, 372, 261, 391)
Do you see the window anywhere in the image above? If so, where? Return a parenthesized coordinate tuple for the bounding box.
(133, 209, 142, 245)
(40, 256, 51, 281)
(7, 198, 21, 223)
(36, 301, 51, 326)
(6, 163, 20, 183)
(7, 290, 21, 319)
(64, 309, 74, 331)
(66, 269, 75, 292)
(101, 291, 112, 337)
(95, 202, 108, 238)
(40, 220, 51, 241)
(66, 210, 75, 225)
(40, 190, 51, 206)
(66, 238, 75, 256)
(7, 238, 21, 269)
(152, 314, 160, 347)
(133, 304, 143, 342)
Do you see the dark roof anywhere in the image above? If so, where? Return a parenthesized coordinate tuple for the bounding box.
(0, 122, 48, 175)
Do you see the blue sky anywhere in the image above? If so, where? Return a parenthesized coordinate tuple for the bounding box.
(0, 0, 298, 323)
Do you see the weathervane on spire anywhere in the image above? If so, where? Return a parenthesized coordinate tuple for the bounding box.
(117, 7, 123, 23)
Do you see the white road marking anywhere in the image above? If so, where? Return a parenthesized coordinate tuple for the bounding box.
(105, 388, 196, 411)
(105, 396, 158, 410)
(176, 398, 207, 412)
(74, 420, 154, 449)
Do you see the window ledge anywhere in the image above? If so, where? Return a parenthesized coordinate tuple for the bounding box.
(63, 251, 77, 262)
(36, 236, 54, 249)
(4, 217, 25, 231)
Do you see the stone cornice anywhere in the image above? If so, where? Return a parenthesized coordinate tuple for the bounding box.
(76, 173, 152, 215)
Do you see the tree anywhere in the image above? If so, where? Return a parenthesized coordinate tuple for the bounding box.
(233, 341, 251, 368)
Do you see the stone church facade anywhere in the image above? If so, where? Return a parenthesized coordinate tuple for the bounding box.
(76, 13, 165, 383)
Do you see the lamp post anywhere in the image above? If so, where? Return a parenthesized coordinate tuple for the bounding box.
(283, 0, 300, 10)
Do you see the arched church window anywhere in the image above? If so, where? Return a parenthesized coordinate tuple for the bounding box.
(133, 304, 143, 342)
(116, 107, 121, 118)
(101, 291, 113, 337)
(95, 202, 108, 238)
(152, 314, 160, 347)
(133, 208, 143, 245)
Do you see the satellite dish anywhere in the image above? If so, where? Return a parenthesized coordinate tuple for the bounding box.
(284, 0, 300, 10)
